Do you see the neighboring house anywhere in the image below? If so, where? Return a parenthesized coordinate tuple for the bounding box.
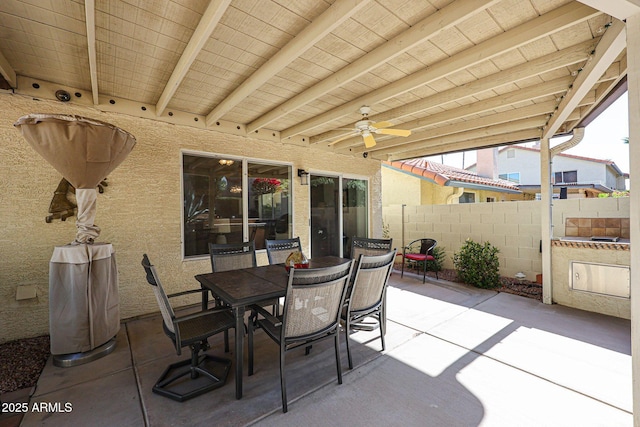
(468, 146, 628, 199)
(382, 158, 521, 206)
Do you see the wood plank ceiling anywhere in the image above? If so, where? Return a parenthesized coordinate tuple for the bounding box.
(0, 0, 628, 161)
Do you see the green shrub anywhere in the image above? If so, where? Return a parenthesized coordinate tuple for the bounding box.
(453, 239, 500, 289)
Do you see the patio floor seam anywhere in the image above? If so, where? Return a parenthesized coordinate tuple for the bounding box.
(125, 322, 149, 427)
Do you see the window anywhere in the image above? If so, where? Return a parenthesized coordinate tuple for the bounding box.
(554, 170, 577, 184)
(183, 153, 292, 258)
(460, 192, 475, 203)
(486, 197, 496, 202)
(498, 172, 520, 183)
(248, 162, 291, 249)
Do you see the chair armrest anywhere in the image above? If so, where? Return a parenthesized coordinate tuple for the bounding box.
(173, 306, 232, 324)
(167, 288, 207, 299)
(403, 239, 421, 248)
(250, 304, 282, 327)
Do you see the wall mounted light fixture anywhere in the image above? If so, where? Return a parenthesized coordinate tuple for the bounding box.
(297, 169, 309, 186)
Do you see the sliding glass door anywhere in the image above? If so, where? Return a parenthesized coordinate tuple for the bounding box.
(310, 175, 340, 257)
(342, 177, 368, 258)
(309, 174, 368, 258)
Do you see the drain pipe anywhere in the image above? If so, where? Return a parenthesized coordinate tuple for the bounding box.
(446, 187, 465, 204)
(549, 127, 585, 237)
(540, 127, 585, 305)
(550, 127, 585, 157)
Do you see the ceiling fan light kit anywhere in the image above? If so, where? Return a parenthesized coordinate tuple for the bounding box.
(329, 106, 411, 148)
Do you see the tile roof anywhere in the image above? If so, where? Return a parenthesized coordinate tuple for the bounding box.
(384, 158, 520, 192)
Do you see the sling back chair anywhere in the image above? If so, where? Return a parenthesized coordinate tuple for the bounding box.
(265, 237, 302, 265)
(141, 254, 234, 402)
(342, 250, 396, 369)
(247, 260, 354, 412)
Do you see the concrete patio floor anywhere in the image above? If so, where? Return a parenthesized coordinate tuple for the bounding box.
(18, 270, 632, 426)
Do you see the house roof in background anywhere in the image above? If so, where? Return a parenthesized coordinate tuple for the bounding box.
(0, 1, 634, 161)
(384, 158, 521, 193)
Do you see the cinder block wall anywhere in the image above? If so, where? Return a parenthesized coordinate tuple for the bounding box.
(0, 93, 382, 343)
(383, 197, 629, 281)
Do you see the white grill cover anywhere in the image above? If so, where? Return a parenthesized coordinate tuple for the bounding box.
(49, 243, 120, 355)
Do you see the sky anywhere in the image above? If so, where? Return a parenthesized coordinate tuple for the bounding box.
(426, 92, 630, 172)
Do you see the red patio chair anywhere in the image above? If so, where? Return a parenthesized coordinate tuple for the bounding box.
(401, 238, 438, 283)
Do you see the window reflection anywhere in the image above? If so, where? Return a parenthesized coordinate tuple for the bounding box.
(183, 154, 242, 257)
(183, 154, 291, 257)
(343, 178, 368, 257)
(248, 163, 291, 250)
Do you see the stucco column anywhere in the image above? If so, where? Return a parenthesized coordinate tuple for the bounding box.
(627, 12, 640, 427)
(540, 137, 553, 305)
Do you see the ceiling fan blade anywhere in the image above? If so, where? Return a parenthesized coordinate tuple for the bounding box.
(371, 121, 393, 129)
(363, 133, 376, 148)
(328, 132, 358, 146)
(376, 128, 411, 137)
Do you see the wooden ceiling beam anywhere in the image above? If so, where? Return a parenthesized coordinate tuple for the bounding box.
(564, 80, 620, 130)
(577, 0, 640, 20)
(543, 19, 626, 139)
(249, 0, 499, 134)
(282, 2, 600, 138)
(362, 102, 556, 156)
(206, 0, 371, 127)
(383, 128, 543, 161)
(382, 117, 547, 160)
(0, 49, 16, 89)
(84, 0, 98, 105)
(156, 0, 232, 117)
(313, 40, 594, 145)
(331, 76, 573, 150)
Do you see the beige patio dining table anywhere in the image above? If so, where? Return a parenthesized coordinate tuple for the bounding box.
(195, 256, 350, 399)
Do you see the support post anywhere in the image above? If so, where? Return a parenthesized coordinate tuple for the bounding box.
(626, 12, 640, 427)
(540, 137, 553, 304)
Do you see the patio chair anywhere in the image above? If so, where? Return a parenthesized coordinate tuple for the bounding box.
(265, 237, 302, 265)
(342, 250, 396, 369)
(350, 237, 393, 260)
(401, 238, 438, 283)
(209, 240, 279, 316)
(141, 254, 234, 402)
(247, 260, 354, 412)
(209, 240, 257, 271)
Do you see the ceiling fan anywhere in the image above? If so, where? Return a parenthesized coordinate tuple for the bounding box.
(328, 106, 411, 149)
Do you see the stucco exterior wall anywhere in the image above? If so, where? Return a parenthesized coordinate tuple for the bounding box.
(0, 93, 382, 343)
(420, 181, 459, 205)
(552, 198, 631, 318)
(496, 147, 625, 190)
(497, 148, 541, 185)
(381, 167, 421, 206)
(551, 244, 630, 319)
(382, 165, 518, 206)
